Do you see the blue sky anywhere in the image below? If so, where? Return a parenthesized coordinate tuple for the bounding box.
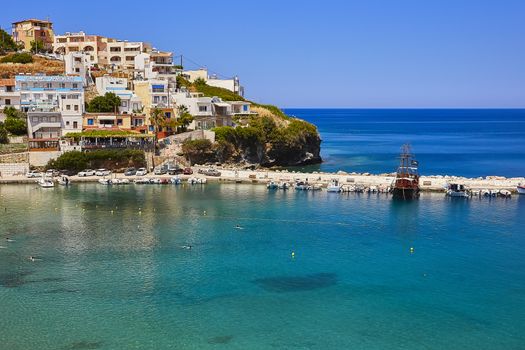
(1, 0, 524, 108)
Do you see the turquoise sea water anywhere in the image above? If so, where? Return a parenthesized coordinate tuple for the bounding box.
(1, 184, 525, 349)
(284, 109, 525, 177)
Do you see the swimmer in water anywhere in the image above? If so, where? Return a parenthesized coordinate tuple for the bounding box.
(181, 245, 192, 250)
(6, 237, 15, 242)
(29, 256, 35, 262)
(235, 224, 243, 230)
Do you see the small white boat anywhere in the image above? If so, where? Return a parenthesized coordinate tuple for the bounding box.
(171, 176, 182, 185)
(278, 182, 289, 190)
(295, 181, 308, 191)
(446, 183, 469, 197)
(499, 189, 511, 198)
(37, 176, 54, 188)
(98, 178, 111, 185)
(517, 184, 525, 195)
(326, 179, 342, 193)
(58, 176, 70, 186)
(308, 184, 322, 191)
(134, 178, 150, 184)
(188, 177, 206, 185)
(267, 181, 278, 189)
(112, 178, 130, 185)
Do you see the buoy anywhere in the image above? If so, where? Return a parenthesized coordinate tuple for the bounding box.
(203, 210, 207, 216)
(410, 247, 414, 254)
(291, 251, 295, 258)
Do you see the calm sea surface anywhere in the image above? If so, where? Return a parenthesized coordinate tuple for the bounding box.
(1, 184, 524, 349)
(284, 109, 525, 177)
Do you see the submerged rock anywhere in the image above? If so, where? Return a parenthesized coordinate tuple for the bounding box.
(253, 273, 337, 292)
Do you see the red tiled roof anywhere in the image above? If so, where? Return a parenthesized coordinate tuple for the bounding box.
(0, 79, 15, 87)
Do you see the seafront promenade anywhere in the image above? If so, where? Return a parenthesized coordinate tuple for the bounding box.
(0, 167, 523, 192)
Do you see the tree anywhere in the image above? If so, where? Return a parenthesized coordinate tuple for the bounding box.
(30, 39, 45, 54)
(0, 124, 8, 144)
(3, 107, 26, 119)
(176, 105, 194, 133)
(193, 78, 207, 86)
(0, 29, 18, 53)
(86, 92, 121, 113)
(4, 117, 27, 135)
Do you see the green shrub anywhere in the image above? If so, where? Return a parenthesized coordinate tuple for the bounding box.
(182, 139, 214, 165)
(0, 125, 8, 144)
(47, 149, 146, 171)
(4, 117, 27, 135)
(86, 92, 121, 113)
(0, 52, 33, 64)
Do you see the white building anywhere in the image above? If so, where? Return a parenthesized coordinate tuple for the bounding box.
(0, 79, 20, 111)
(106, 40, 151, 69)
(16, 75, 84, 139)
(135, 51, 179, 81)
(95, 76, 142, 114)
(181, 68, 244, 96)
(64, 52, 91, 86)
(171, 91, 214, 129)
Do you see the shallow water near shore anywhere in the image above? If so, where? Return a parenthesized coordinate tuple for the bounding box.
(1, 183, 525, 349)
(285, 109, 525, 177)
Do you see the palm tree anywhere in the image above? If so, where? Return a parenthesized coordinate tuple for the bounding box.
(176, 105, 194, 133)
(149, 107, 165, 166)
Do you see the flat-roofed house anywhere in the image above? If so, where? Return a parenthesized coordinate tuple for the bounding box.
(12, 18, 54, 51)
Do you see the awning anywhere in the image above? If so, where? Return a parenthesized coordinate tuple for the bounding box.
(98, 115, 116, 120)
(213, 102, 230, 107)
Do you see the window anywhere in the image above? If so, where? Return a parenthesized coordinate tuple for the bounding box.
(32, 116, 39, 122)
(50, 117, 56, 122)
(121, 101, 127, 107)
(133, 103, 139, 110)
(243, 105, 248, 112)
(21, 83, 27, 89)
(33, 82, 38, 88)
(48, 94, 53, 100)
(74, 105, 79, 111)
(199, 106, 207, 112)
(117, 119, 123, 126)
(61, 95, 66, 99)
(165, 112, 171, 118)
(5, 99, 10, 105)
(153, 96, 159, 103)
(66, 121, 70, 125)
(6, 86, 13, 92)
(66, 105, 71, 110)
(73, 83, 78, 89)
(46, 83, 52, 89)
(73, 121, 78, 128)
(87, 119, 94, 125)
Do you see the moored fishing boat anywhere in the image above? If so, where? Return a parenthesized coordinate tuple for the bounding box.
(295, 181, 308, 191)
(278, 182, 289, 190)
(517, 184, 525, 195)
(267, 181, 278, 189)
(37, 176, 54, 188)
(390, 145, 420, 200)
(58, 176, 70, 186)
(326, 179, 342, 192)
(446, 183, 469, 197)
(98, 178, 111, 185)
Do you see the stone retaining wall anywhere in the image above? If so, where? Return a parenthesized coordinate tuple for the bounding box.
(0, 163, 29, 177)
(0, 152, 29, 163)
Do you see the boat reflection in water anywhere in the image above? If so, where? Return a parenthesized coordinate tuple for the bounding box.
(390, 144, 420, 200)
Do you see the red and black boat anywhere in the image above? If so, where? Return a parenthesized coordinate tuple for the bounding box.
(390, 145, 420, 200)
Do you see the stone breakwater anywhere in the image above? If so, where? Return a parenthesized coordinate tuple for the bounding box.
(0, 167, 523, 192)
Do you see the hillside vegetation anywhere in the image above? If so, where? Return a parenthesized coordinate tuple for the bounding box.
(177, 77, 321, 167)
(0, 55, 64, 78)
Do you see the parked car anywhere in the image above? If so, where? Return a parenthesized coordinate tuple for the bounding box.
(45, 169, 60, 177)
(136, 168, 148, 176)
(167, 166, 183, 175)
(183, 167, 193, 175)
(77, 169, 95, 177)
(204, 169, 221, 177)
(154, 165, 168, 175)
(95, 169, 111, 176)
(124, 167, 137, 176)
(26, 170, 42, 178)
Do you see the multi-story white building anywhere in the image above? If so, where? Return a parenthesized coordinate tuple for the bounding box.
(135, 51, 179, 80)
(181, 68, 244, 96)
(0, 79, 20, 111)
(16, 75, 84, 141)
(171, 91, 215, 130)
(53, 31, 104, 64)
(106, 40, 151, 70)
(64, 52, 91, 86)
(95, 76, 142, 114)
